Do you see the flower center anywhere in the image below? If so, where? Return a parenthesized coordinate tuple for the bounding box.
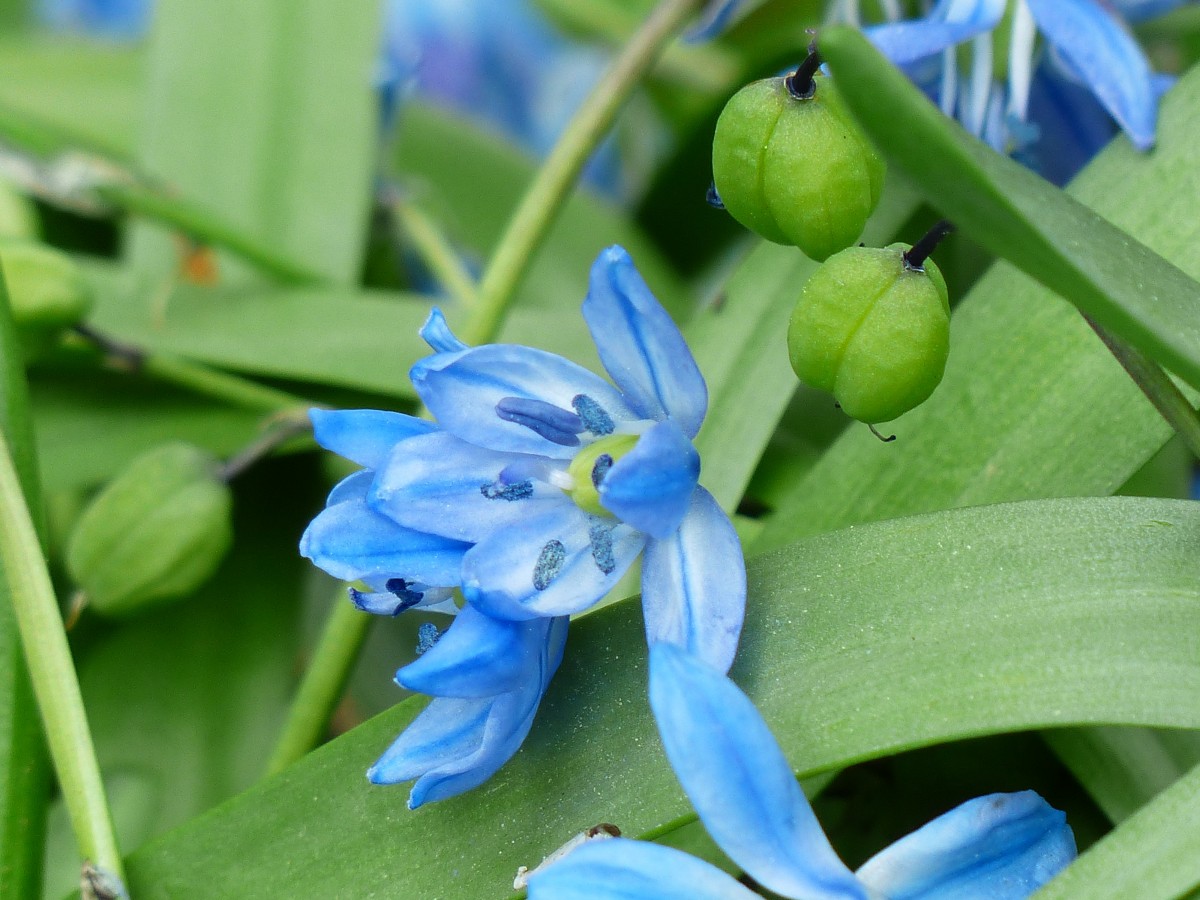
(566, 433, 638, 516)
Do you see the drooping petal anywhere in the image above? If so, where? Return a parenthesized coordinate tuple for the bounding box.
(299, 494, 469, 587)
(855, 791, 1077, 898)
(410, 343, 635, 457)
(462, 505, 644, 620)
(396, 604, 547, 698)
(640, 487, 744, 673)
(420, 307, 469, 353)
(369, 616, 567, 808)
(582, 246, 707, 437)
(371, 432, 567, 543)
(866, 0, 1006, 65)
(309, 408, 435, 470)
(527, 838, 761, 900)
(1028, 0, 1157, 149)
(599, 419, 699, 539)
(649, 644, 867, 899)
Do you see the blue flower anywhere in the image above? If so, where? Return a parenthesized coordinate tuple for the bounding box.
(866, 0, 1188, 154)
(36, 0, 152, 38)
(373, 244, 745, 673)
(301, 410, 570, 808)
(529, 643, 1077, 898)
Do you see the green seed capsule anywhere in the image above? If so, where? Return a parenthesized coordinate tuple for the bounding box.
(0, 239, 92, 358)
(66, 443, 234, 617)
(712, 72, 885, 261)
(787, 242, 950, 424)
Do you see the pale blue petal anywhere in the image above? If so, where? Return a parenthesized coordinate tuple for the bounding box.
(349, 584, 455, 616)
(855, 791, 1076, 899)
(527, 838, 760, 899)
(600, 419, 699, 539)
(582, 246, 707, 437)
(649, 644, 866, 899)
(463, 505, 643, 619)
(310, 408, 435, 471)
(369, 616, 567, 808)
(370, 432, 567, 543)
(641, 488, 744, 673)
(299, 495, 468, 587)
(397, 605, 545, 698)
(685, 0, 753, 41)
(420, 307, 469, 353)
(866, 0, 1006, 65)
(1114, 0, 1190, 24)
(410, 344, 635, 457)
(1029, 0, 1157, 149)
(325, 470, 374, 507)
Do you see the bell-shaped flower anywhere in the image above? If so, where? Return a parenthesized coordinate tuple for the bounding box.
(370, 244, 745, 673)
(528, 643, 1077, 898)
(865, 0, 1187, 153)
(301, 414, 568, 809)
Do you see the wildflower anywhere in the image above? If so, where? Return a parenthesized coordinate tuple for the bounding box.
(865, 0, 1188, 156)
(301, 411, 569, 808)
(529, 643, 1077, 898)
(374, 244, 745, 673)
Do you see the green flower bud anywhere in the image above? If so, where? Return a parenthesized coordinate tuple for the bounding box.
(66, 443, 234, 617)
(787, 239, 951, 425)
(711, 66, 885, 261)
(0, 239, 92, 358)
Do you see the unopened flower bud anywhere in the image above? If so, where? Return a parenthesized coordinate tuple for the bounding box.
(0, 239, 92, 358)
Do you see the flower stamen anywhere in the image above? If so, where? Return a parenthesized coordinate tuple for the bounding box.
(496, 397, 584, 446)
(533, 540, 567, 590)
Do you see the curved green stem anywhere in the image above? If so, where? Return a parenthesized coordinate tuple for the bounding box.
(0, 429, 124, 885)
(464, 0, 707, 345)
(265, 600, 372, 775)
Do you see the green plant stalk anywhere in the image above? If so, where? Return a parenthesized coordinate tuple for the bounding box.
(264, 601, 372, 775)
(265, 0, 708, 770)
(1087, 317, 1200, 459)
(0, 430, 123, 884)
(386, 195, 480, 308)
(464, 0, 708, 345)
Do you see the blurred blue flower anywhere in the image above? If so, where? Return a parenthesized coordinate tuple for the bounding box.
(301, 410, 569, 808)
(866, 0, 1189, 158)
(372, 244, 745, 673)
(36, 0, 151, 38)
(530, 643, 1077, 899)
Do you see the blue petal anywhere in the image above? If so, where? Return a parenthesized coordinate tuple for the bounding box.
(1029, 0, 1157, 149)
(649, 644, 866, 899)
(866, 0, 1006, 65)
(462, 505, 644, 619)
(310, 408, 435, 470)
(1114, 0, 1190, 24)
(582, 246, 707, 437)
(527, 838, 760, 899)
(420, 307, 469, 353)
(600, 419, 699, 539)
(370, 432, 566, 543)
(299, 494, 469, 587)
(396, 604, 546, 698)
(855, 791, 1077, 899)
(411, 344, 636, 458)
(369, 616, 567, 808)
(640, 487, 744, 673)
(685, 0, 751, 42)
(324, 470, 374, 506)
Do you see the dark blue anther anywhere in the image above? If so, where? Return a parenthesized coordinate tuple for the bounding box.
(416, 622, 441, 655)
(349, 585, 422, 616)
(386, 578, 426, 606)
(481, 479, 534, 501)
(588, 521, 616, 575)
(706, 182, 725, 210)
(533, 539, 567, 590)
(591, 454, 613, 489)
(572, 394, 615, 436)
(496, 397, 583, 447)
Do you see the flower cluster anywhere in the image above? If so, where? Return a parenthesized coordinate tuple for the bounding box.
(301, 245, 745, 806)
(529, 643, 1078, 898)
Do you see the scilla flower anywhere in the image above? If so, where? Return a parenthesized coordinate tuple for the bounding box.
(866, 0, 1188, 155)
(530, 643, 1077, 898)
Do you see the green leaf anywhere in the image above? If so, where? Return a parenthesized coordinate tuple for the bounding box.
(1033, 760, 1200, 900)
(0, 244, 49, 900)
(121, 497, 1200, 898)
(817, 27, 1200, 392)
(129, 0, 382, 285)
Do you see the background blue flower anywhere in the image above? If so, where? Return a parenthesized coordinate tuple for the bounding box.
(529, 644, 1078, 899)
